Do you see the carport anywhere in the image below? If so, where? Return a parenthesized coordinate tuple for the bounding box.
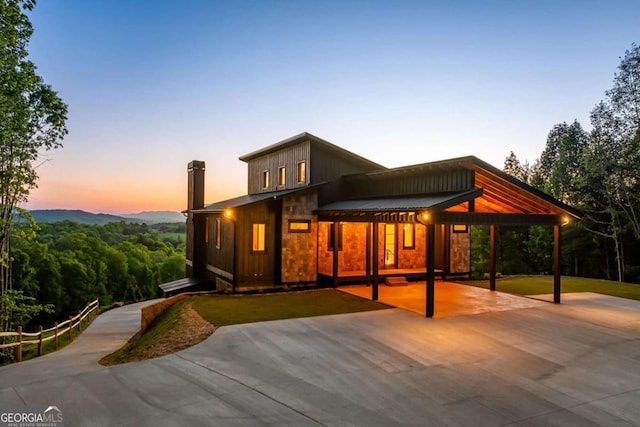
(316, 156, 582, 318)
(339, 281, 547, 318)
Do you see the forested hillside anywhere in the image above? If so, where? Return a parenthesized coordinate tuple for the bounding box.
(482, 43, 640, 284)
(29, 210, 143, 225)
(11, 221, 186, 329)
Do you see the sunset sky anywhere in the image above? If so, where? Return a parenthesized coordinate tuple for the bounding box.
(24, 0, 639, 214)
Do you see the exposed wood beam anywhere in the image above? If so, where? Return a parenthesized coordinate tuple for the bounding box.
(475, 172, 554, 213)
(432, 212, 563, 226)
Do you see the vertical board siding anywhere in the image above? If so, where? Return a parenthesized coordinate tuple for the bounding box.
(206, 213, 235, 277)
(310, 146, 381, 184)
(235, 201, 277, 286)
(247, 141, 310, 194)
(348, 170, 474, 198)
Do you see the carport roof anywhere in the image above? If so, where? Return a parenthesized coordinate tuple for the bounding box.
(316, 188, 482, 213)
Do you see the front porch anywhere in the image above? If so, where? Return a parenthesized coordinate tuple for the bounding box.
(339, 281, 547, 318)
(318, 267, 443, 285)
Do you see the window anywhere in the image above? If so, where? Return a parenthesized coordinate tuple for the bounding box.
(262, 170, 269, 189)
(215, 218, 221, 249)
(297, 161, 306, 183)
(403, 223, 415, 249)
(252, 223, 266, 252)
(289, 219, 311, 233)
(328, 223, 343, 251)
(453, 224, 469, 233)
(278, 167, 286, 186)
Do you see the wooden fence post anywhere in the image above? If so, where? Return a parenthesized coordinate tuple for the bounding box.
(54, 322, 59, 350)
(37, 326, 43, 356)
(78, 311, 82, 332)
(16, 326, 22, 363)
(69, 315, 73, 340)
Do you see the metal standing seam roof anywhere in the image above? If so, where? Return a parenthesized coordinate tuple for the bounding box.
(316, 189, 483, 213)
(193, 183, 327, 213)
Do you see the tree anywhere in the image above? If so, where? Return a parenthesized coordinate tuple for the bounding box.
(607, 43, 640, 132)
(503, 151, 531, 183)
(536, 121, 588, 204)
(571, 44, 640, 281)
(0, 0, 68, 330)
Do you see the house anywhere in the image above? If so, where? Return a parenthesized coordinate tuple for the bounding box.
(164, 132, 581, 317)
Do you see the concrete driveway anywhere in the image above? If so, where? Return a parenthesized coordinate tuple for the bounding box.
(1, 293, 639, 426)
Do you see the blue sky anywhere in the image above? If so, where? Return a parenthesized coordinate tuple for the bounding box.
(25, 0, 640, 213)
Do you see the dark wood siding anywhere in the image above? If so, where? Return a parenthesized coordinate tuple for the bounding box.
(345, 169, 475, 199)
(310, 145, 382, 183)
(246, 141, 310, 194)
(235, 200, 278, 287)
(206, 213, 235, 279)
(311, 145, 385, 205)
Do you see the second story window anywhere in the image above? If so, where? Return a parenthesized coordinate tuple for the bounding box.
(297, 161, 306, 183)
(262, 170, 269, 189)
(278, 167, 285, 186)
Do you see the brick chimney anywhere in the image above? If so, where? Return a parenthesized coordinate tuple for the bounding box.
(186, 161, 206, 278)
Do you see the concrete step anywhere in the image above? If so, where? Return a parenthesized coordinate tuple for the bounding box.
(385, 276, 408, 286)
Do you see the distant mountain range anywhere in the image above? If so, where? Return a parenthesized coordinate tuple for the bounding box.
(29, 210, 185, 225)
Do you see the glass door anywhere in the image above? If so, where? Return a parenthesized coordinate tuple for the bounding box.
(384, 223, 396, 268)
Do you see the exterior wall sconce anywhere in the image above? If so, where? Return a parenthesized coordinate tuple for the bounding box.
(224, 209, 233, 219)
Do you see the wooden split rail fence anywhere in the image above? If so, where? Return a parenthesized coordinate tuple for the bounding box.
(0, 298, 99, 362)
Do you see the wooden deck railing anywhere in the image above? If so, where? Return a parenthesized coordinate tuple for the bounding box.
(0, 298, 99, 362)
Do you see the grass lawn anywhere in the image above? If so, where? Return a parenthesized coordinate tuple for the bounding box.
(100, 299, 189, 365)
(463, 275, 640, 301)
(191, 289, 390, 326)
(100, 289, 389, 365)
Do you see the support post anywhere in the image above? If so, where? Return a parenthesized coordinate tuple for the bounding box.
(37, 326, 43, 356)
(332, 221, 339, 288)
(554, 223, 561, 303)
(489, 224, 496, 291)
(16, 326, 22, 362)
(365, 223, 371, 285)
(426, 223, 435, 318)
(372, 221, 379, 301)
(54, 322, 58, 350)
(69, 315, 73, 340)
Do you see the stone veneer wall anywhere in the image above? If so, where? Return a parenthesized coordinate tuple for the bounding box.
(450, 229, 470, 273)
(318, 222, 368, 275)
(320, 222, 429, 274)
(281, 193, 318, 283)
(338, 223, 368, 272)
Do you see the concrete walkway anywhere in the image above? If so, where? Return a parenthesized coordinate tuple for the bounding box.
(1, 293, 639, 426)
(0, 299, 161, 391)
